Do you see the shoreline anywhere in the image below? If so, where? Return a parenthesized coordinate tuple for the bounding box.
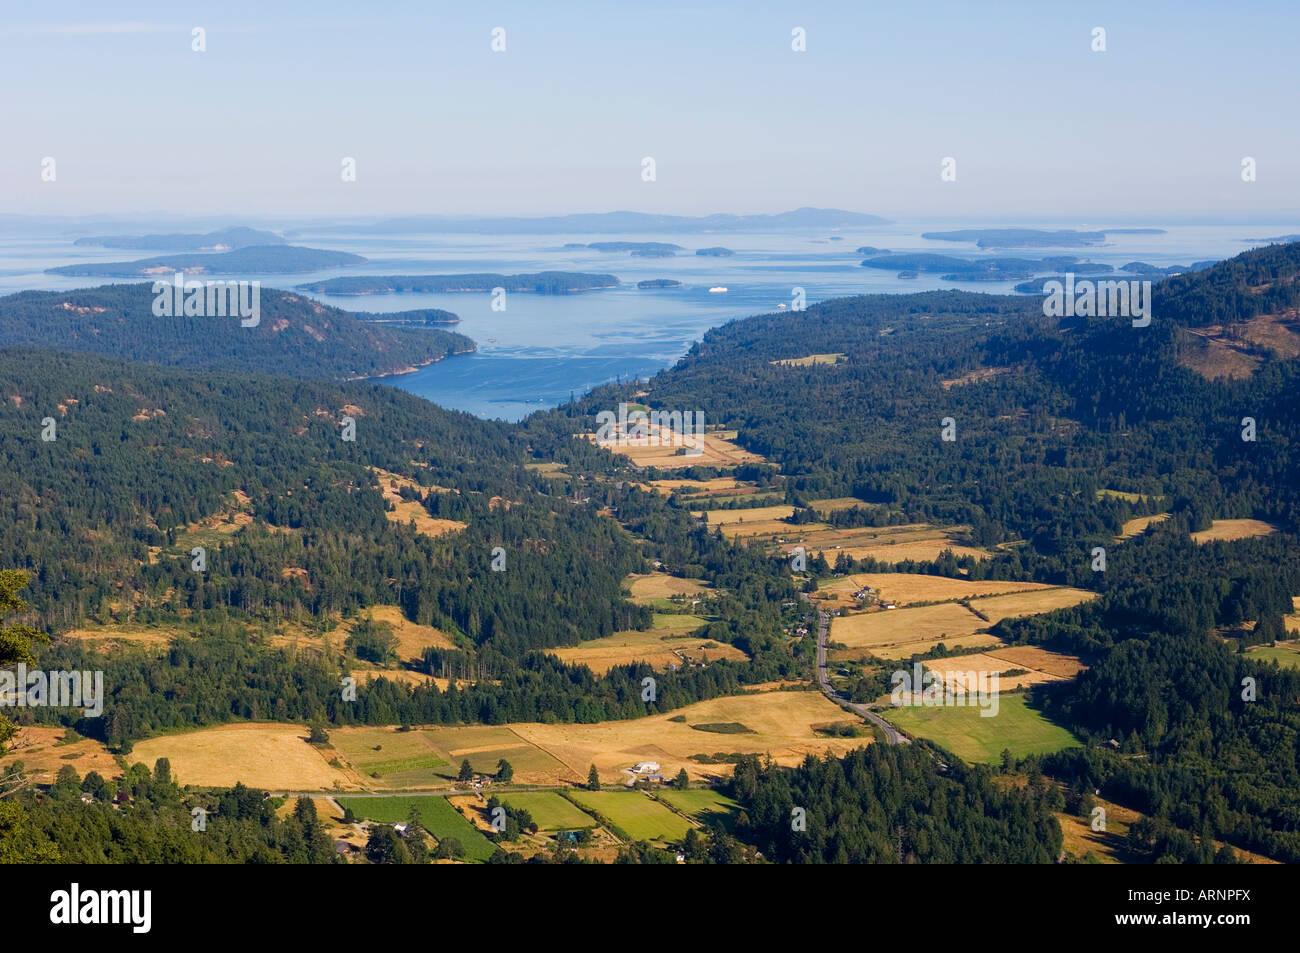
(349, 345, 477, 383)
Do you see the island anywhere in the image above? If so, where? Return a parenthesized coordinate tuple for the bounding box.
(46, 245, 366, 277)
(862, 253, 1114, 281)
(695, 246, 734, 257)
(584, 242, 682, 256)
(348, 307, 460, 325)
(72, 226, 286, 251)
(1014, 261, 1216, 294)
(297, 272, 620, 295)
(637, 279, 682, 289)
(0, 284, 473, 380)
(309, 207, 891, 235)
(921, 227, 1166, 249)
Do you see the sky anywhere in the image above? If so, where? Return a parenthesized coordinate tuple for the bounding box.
(1, 0, 1297, 222)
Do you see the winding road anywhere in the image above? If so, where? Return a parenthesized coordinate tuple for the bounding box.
(812, 603, 909, 745)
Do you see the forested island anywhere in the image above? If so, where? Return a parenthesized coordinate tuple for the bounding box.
(861, 253, 1115, 281)
(695, 246, 734, 257)
(309, 207, 890, 235)
(1012, 260, 1217, 293)
(0, 284, 473, 378)
(348, 307, 461, 325)
(921, 228, 1166, 248)
(72, 226, 286, 251)
(584, 242, 682, 256)
(637, 278, 682, 288)
(297, 272, 620, 295)
(46, 245, 366, 277)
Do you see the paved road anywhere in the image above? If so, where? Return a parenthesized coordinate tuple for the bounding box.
(274, 784, 565, 799)
(811, 602, 909, 745)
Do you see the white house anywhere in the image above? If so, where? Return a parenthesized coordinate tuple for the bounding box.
(630, 761, 660, 775)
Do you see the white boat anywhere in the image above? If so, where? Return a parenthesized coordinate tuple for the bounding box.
(708, 286, 727, 293)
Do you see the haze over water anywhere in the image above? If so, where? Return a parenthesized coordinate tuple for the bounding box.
(1, 222, 1291, 420)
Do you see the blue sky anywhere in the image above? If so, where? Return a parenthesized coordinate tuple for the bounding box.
(2, 0, 1297, 221)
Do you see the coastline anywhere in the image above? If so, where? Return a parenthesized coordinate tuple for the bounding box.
(348, 345, 477, 383)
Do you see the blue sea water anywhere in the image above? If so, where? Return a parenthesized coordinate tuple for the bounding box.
(0, 222, 1292, 420)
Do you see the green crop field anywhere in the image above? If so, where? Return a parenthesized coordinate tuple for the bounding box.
(881, 694, 1081, 763)
(330, 728, 448, 785)
(1245, 645, 1300, 670)
(336, 796, 498, 862)
(658, 789, 740, 830)
(500, 792, 597, 830)
(567, 791, 693, 843)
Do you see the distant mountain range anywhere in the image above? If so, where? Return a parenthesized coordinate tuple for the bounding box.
(297, 207, 890, 236)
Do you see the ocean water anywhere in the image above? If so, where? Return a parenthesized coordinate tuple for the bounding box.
(0, 222, 1293, 420)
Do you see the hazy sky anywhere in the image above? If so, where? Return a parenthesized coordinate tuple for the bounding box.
(3, 0, 1297, 222)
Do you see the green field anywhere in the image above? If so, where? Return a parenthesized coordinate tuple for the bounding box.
(567, 791, 693, 843)
(500, 792, 598, 831)
(1245, 645, 1300, 670)
(330, 728, 449, 785)
(881, 694, 1081, 763)
(330, 725, 568, 787)
(657, 789, 740, 830)
(337, 796, 498, 862)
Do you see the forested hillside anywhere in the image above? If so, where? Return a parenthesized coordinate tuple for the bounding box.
(528, 241, 1300, 862)
(0, 347, 805, 746)
(0, 285, 474, 379)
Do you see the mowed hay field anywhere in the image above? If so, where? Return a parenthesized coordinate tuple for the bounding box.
(1287, 597, 1300, 636)
(0, 727, 121, 784)
(832, 602, 985, 650)
(512, 690, 864, 784)
(333, 723, 574, 787)
(968, 588, 1097, 624)
(585, 428, 764, 470)
(132, 723, 351, 789)
(567, 791, 692, 843)
(778, 523, 990, 563)
(547, 615, 747, 675)
(625, 572, 709, 604)
(830, 585, 1096, 662)
(1190, 519, 1279, 543)
(336, 796, 497, 861)
(694, 505, 810, 539)
(1116, 512, 1170, 540)
(499, 792, 598, 830)
(329, 726, 449, 786)
(882, 694, 1081, 763)
(984, 645, 1088, 679)
(824, 572, 1056, 607)
(928, 648, 1085, 693)
(649, 477, 763, 499)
